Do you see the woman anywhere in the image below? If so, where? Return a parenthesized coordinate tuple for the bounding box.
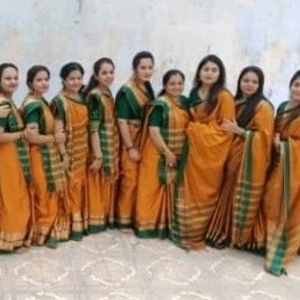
(135, 70, 189, 238)
(115, 51, 155, 229)
(21, 65, 68, 247)
(170, 55, 235, 250)
(0, 63, 34, 252)
(206, 66, 274, 249)
(83, 58, 120, 232)
(52, 62, 89, 241)
(264, 70, 300, 276)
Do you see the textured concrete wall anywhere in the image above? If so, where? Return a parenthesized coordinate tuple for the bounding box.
(0, 0, 300, 106)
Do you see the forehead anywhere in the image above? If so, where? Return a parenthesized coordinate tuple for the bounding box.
(137, 58, 153, 66)
(167, 74, 184, 82)
(242, 71, 259, 80)
(34, 70, 49, 78)
(99, 63, 114, 71)
(1, 67, 18, 77)
(292, 77, 300, 85)
(202, 61, 219, 69)
(66, 69, 83, 78)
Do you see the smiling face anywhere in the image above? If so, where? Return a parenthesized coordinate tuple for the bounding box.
(165, 73, 184, 98)
(63, 69, 83, 94)
(134, 58, 154, 82)
(30, 70, 50, 95)
(240, 71, 260, 98)
(0, 67, 18, 95)
(199, 61, 220, 87)
(290, 76, 300, 102)
(96, 62, 115, 88)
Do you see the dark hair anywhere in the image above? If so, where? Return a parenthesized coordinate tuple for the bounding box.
(60, 62, 84, 80)
(0, 63, 18, 92)
(132, 51, 155, 100)
(235, 66, 267, 127)
(82, 58, 114, 99)
(132, 51, 154, 70)
(193, 54, 226, 114)
(281, 70, 300, 127)
(158, 69, 185, 96)
(26, 65, 50, 90)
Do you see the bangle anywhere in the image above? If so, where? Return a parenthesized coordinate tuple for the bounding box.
(94, 155, 102, 161)
(126, 145, 135, 151)
(19, 131, 23, 140)
(240, 129, 246, 137)
(61, 152, 68, 158)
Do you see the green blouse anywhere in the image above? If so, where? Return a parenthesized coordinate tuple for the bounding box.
(87, 92, 104, 130)
(115, 89, 137, 120)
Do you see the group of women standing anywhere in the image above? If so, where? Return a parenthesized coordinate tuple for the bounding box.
(0, 51, 299, 277)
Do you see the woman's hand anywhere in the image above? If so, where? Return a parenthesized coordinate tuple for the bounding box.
(128, 147, 141, 162)
(24, 125, 39, 142)
(273, 133, 281, 153)
(54, 130, 66, 144)
(0, 107, 11, 118)
(89, 157, 102, 173)
(221, 118, 244, 135)
(62, 154, 70, 171)
(165, 150, 177, 168)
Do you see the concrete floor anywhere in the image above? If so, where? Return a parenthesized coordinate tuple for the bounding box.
(0, 230, 299, 300)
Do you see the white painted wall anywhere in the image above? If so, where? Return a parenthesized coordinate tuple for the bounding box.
(1, 0, 300, 106)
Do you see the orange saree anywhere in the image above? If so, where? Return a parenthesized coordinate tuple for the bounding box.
(206, 100, 274, 249)
(264, 101, 300, 275)
(171, 90, 235, 249)
(0, 99, 32, 252)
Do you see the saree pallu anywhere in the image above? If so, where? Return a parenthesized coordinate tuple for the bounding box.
(171, 90, 235, 249)
(86, 89, 120, 232)
(135, 96, 189, 238)
(52, 93, 89, 241)
(0, 100, 32, 252)
(22, 97, 68, 247)
(116, 80, 152, 228)
(264, 102, 300, 276)
(207, 101, 274, 249)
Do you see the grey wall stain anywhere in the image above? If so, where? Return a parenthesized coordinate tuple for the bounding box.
(77, 0, 84, 14)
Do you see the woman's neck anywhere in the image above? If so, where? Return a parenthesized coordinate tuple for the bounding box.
(63, 90, 79, 99)
(166, 94, 180, 105)
(31, 91, 43, 99)
(291, 98, 300, 107)
(0, 91, 13, 100)
(98, 84, 110, 92)
(134, 78, 146, 91)
(198, 85, 210, 100)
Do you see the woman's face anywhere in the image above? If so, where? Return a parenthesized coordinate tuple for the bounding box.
(63, 70, 83, 94)
(31, 70, 50, 95)
(0, 67, 18, 95)
(290, 77, 300, 102)
(199, 61, 220, 86)
(240, 71, 260, 98)
(135, 58, 154, 82)
(165, 74, 184, 98)
(96, 63, 115, 88)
